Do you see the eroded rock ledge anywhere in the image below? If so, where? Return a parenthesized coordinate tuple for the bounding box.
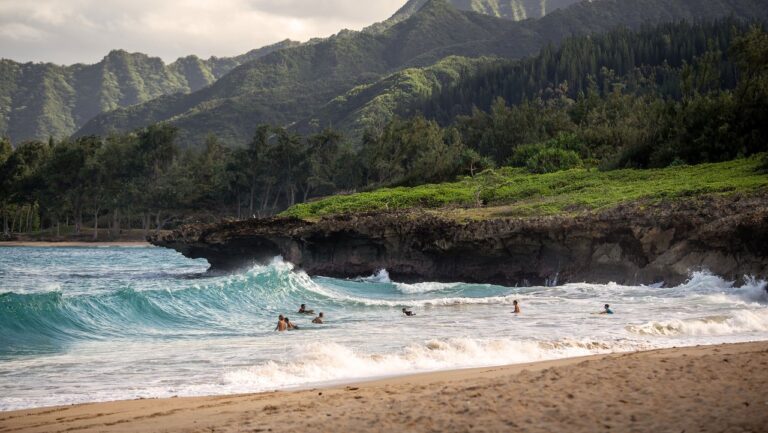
(149, 194, 768, 286)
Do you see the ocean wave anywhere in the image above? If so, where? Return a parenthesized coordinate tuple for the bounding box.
(222, 337, 645, 391)
(357, 269, 391, 283)
(4, 258, 765, 355)
(0, 258, 326, 351)
(317, 291, 520, 308)
(538, 271, 767, 304)
(626, 309, 768, 336)
(394, 281, 462, 294)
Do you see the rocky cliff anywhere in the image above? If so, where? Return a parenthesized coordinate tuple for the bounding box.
(150, 194, 768, 286)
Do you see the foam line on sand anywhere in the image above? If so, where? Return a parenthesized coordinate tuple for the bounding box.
(1, 341, 767, 433)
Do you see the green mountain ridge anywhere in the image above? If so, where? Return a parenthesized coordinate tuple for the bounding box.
(76, 0, 768, 147)
(78, 0, 768, 148)
(0, 39, 299, 143)
(299, 0, 768, 141)
(76, 0, 513, 146)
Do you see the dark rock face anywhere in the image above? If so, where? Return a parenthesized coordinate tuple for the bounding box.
(150, 194, 768, 286)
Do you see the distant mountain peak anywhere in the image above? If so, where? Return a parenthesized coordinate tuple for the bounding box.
(369, 0, 585, 32)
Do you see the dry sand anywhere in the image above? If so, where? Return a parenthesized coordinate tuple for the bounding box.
(0, 241, 151, 248)
(1, 342, 766, 433)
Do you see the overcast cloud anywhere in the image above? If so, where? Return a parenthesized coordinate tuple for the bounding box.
(0, 0, 406, 65)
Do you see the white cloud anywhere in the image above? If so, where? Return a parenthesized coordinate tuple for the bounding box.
(0, 0, 406, 64)
(0, 22, 48, 41)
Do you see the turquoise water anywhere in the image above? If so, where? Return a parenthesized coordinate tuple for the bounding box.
(1, 246, 767, 411)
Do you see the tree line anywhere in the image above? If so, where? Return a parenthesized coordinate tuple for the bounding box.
(1, 21, 766, 238)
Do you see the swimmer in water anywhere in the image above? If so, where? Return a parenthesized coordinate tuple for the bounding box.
(312, 312, 324, 324)
(601, 304, 614, 315)
(285, 317, 299, 330)
(275, 314, 287, 332)
(298, 304, 314, 314)
(513, 300, 521, 314)
(402, 308, 416, 317)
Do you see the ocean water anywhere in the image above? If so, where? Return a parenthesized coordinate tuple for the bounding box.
(1, 246, 767, 411)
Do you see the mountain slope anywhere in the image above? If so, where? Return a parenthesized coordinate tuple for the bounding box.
(301, 0, 768, 140)
(77, 0, 512, 146)
(0, 39, 298, 143)
(367, 0, 583, 32)
(296, 56, 504, 140)
(78, 0, 768, 147)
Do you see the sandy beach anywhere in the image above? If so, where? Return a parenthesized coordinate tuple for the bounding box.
(0, 241, 151, 248)
(1, 341, 766, 433)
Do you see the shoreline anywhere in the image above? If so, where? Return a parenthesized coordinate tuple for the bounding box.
(2, 341, 766, 432)
(0, 241, 151, 248)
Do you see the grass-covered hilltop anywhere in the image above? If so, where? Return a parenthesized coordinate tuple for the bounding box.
(281, 156, 768, 220)
(1, 0, 768, 241)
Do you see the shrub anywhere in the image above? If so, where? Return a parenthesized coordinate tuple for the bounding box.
(526, 148, 583, 173)
(508, 143, 544, 167)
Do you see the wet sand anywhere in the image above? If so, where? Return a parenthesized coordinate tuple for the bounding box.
(1, 341, 766, 433)
(0, 241, 151, 248)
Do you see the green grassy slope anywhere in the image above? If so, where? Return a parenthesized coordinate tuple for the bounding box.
(281, 156, 768, 220)
(0, 40, 298, 143)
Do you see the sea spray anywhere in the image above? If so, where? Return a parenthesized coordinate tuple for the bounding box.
(395, 281, 463, 294)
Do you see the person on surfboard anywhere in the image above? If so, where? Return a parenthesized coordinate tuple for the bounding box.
(298, 304, 314, 314)
(402, 308, 416, 317)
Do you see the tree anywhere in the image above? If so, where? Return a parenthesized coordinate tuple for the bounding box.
(41, 137, 100, 234)
(731, 27, 768, 156)
(135, 124, 180, 232)
(271, 127, 307, 207)
(306, 128, 344, 198)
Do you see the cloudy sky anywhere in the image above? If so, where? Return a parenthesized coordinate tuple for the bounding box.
(0, 0, 406, 65)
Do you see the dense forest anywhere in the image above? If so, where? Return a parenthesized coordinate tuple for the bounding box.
(1, 20, 766, 239)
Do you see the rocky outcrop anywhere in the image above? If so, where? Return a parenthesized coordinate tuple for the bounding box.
(150, 194, 768, 286)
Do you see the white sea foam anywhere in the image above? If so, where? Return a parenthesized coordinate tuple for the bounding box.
(626, 309, 768, 336)
(322, 292, 520, 308)
(395, 281, 462, 294)
(358, 269, 391, 283)
(733, 277, 768, 304)
(222, 338, 646, 392)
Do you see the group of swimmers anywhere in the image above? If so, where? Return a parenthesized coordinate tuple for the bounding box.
(275, 304, 324, 331)
(276, 301, 614, 331)
(510, 300, 613, 315)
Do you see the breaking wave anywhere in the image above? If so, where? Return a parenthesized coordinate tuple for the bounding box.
(223, 337, 647, 392)
(626, 310, 768, 336)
